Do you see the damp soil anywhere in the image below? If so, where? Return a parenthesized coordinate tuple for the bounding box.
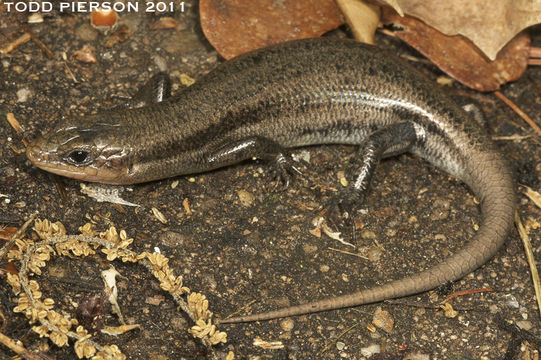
(1, 5, 540, 360)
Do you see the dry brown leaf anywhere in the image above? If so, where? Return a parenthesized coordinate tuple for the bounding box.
(199, 0, 343, 59)
(335, 0, 380, 44)
(381, 8, 530, 91)
(150, 17, 179, 30)
(72, 46, 97, 64)
(372, 307, 394, 333)
(523, 185, 541, 209)
(0, 227, 17, 241)
(379, 0, 541, 60)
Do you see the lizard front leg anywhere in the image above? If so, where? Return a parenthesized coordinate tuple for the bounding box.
(205, 136, 300, 187)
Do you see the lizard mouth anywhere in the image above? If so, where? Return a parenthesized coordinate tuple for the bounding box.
(26, 144, 126, 184)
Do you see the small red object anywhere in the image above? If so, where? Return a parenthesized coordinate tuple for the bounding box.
(91, 8, 118, 30)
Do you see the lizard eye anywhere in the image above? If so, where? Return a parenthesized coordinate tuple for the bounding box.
(66, 150, 90, 165)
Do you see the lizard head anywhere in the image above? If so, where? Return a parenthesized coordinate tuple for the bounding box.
(26, 115, 134, 184)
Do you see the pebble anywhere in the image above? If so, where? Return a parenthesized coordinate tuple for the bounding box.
(16, 88, 31, 102)
(320, 264, 330, 272)
(360, 344, 380, 357)
(302, 243, 318, 254)
(237, 190, 255, 207)
(280, 318, 294, 332)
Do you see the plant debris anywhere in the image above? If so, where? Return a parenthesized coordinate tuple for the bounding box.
(5, 218, 229, 359)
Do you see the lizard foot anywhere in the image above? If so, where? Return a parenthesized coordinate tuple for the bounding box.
(266, 153, 302, 191)
(323, 189, 364, 242)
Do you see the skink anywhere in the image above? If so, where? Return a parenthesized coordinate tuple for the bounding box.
(26, 38, 516, 323)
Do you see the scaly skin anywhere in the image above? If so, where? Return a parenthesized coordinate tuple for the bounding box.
(26, 38, 516, 323)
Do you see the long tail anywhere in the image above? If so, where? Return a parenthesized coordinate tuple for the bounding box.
(219, 150, 516, 324)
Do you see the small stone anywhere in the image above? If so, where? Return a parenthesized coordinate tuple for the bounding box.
(302, 243, 318, 254)
(516, 320, 532, 331)
(360, 344, 380, 357)
(237, 190, 255, 207)
(360, 229, 376, 240)
(429, 199, 450, 220)
(367, 246, 382, 262)
(16, 88, 31, 102)
(280, 318, 294, 332)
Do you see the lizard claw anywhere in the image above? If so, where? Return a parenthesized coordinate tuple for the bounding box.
(267, 153, 301, 191)
(323, 189, 364, 242)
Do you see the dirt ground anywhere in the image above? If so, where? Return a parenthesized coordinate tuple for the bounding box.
(1, 3, 540, 360)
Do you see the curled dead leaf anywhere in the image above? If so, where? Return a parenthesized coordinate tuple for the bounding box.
(381, 8, 530, 91)
(440, 302, 459, 318)
(378, 0, 541, 61)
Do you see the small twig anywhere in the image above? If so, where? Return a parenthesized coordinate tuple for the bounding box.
(63, 61, 79, 83)
(61, 52, 79, 83)
(528, 46, 541, 59)
(442, 288, 494, 303)
(328, 247, 369, 260)
(222, 300, 257, 320)
(491, 134, 531, 141)
(6, 112, 22, 134)
(319, 322, 361, 354)
(0, 32, 31, 54)
(384, 299, 491, 312)
(0, 308, 5, 332)
(23, 25, 55, 59)
(5, 112, 28, 148)
(514, 211, 541, 318)
(493, 91, 541, 137)
(0, 331, 52, 360)
(378, 28, 397, 38)
(527, 58, 541, 66)
(398, 53, 434, 66)
(0, 212, 37, 262)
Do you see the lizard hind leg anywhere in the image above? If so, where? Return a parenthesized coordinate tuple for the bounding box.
(325, 121, 421, 240)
